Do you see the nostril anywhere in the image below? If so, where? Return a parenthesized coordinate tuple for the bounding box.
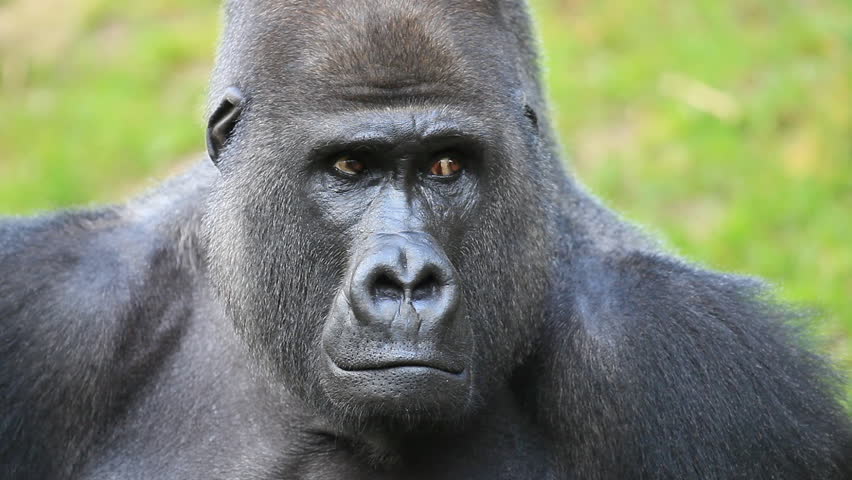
(411, 272, 441, 302)
(372, 273, 403, 301)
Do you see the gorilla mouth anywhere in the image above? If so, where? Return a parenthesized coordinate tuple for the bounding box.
(328, 353, 465, 375)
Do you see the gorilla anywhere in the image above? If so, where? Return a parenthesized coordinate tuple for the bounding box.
(1, 0, 850, 478)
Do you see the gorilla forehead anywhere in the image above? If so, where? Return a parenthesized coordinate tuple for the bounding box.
(214, 0, 514, 108)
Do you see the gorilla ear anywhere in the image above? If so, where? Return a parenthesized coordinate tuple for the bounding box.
(207, 86, 246, 165)
(523, 104, 539, 131)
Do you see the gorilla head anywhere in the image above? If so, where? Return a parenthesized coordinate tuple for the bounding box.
(203, 0, 555, 431)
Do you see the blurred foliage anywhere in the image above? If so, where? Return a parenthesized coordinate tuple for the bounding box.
(0, 0, 849, 397)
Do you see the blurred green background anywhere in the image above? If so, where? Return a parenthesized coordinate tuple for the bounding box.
(0, 0, 849, 398)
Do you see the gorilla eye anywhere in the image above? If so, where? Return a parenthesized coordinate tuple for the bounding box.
(333, 155, 367, 176)
(430, 155, 463, 177)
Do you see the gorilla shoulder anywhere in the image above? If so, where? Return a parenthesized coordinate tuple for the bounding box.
(0, 209, 134, 322)
(0, 163, 217, 341)
(542, 247, 850, 476)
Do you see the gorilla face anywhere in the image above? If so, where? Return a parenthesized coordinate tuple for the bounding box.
(312, 109, 480, 421)
(203, 1, 555, 431)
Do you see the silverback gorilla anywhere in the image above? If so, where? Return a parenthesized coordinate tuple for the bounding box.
(1, 1, 850, 479)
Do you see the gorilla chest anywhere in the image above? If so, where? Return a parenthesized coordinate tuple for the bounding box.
(274, 428, 551, 480)
(86, 417, 549, 480)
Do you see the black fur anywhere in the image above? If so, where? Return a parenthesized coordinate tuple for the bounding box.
(1, 1, 849, 478)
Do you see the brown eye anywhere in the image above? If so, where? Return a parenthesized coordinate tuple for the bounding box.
(333, 155, 366, 175)
(430, 156, 462, 177)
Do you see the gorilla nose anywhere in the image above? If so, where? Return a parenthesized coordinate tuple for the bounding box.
(369, 264, 440, 303)
(349, 233, 459, 330)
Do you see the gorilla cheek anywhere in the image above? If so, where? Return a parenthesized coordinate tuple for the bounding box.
(207, 190, 343, 393)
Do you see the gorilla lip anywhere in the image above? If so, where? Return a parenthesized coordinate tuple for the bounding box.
(326, 351, 465, 375)
(332, 358, 464, 375)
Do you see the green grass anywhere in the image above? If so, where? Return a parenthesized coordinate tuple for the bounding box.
(1, 0, 849, 397)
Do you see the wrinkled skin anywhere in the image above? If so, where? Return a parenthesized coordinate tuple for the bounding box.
(1, 1, 850, 479)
